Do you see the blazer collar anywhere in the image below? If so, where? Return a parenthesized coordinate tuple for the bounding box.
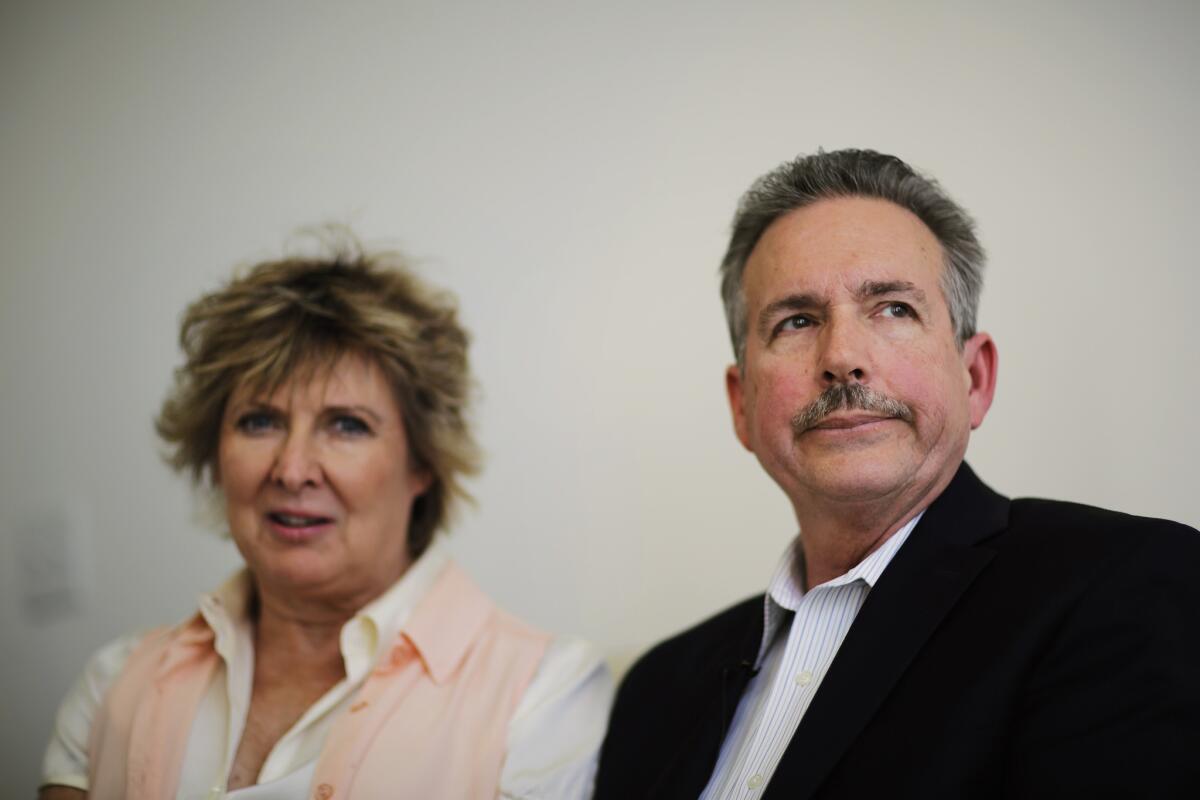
(764, 460, 1010, 799)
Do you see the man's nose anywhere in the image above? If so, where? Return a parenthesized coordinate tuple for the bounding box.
(270, 432, 323, 492)
(819, 317, 869, 384)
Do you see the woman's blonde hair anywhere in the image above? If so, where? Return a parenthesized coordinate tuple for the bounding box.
(156, 234, 479, 558)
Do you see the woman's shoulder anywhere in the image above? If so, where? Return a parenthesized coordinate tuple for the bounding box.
(41, 628, 163, 790)
(534, 636, 613, 689)
(514, 634, 614, 715)
(57, 620, 196, 737)
(503, 635, 615, 799)
(78, 629, 158, 700)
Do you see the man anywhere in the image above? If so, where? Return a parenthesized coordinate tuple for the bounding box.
(594, 150, 1200, 798)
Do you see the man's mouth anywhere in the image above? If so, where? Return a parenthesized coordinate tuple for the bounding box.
(810, 414, 893, 431)
(791, 383, 915, 436)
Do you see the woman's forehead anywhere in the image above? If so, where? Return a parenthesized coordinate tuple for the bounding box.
(229, 352, 393, 408)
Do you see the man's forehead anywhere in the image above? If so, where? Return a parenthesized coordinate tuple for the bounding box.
(743, 197, 945, 297)
(759, 195, 938, 244)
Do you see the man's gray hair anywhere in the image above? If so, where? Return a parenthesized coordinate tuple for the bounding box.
(719, 149, 985, 366)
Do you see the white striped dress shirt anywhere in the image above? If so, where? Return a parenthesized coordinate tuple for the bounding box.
(698, 513, 922, 798)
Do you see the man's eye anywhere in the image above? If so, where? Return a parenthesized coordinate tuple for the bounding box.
(234, 411, 277, 434)
(332, 415, 371, 436)
(881, 302, 914, 319)
(775, 315, 813, 334)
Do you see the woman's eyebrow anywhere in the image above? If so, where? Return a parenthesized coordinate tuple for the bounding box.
(325, 403, 384, 424)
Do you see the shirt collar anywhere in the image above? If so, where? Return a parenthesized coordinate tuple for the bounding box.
(345, 537, 451, 677)
(197, 570, 254, 666)
(757, 511, 924, 667)
(195, 536, 453, 680)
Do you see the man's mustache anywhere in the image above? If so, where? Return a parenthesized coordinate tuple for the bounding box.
(791, 383, 914, 435)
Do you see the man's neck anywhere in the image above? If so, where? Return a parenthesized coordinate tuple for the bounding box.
(793, 469, 954, 589)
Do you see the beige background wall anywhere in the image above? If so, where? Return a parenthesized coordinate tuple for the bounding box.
(3, 0, 1197, 791)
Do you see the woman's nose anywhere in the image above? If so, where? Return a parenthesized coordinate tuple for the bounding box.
(270, 433, 323, 491)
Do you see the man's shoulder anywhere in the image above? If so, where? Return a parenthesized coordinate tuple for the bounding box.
(1005, 495, 1198, 556)
(1011, 495, 1194, 533)
(976, 495, 1200, 609)
(609, 594, 762, 728)
(620, 594, 762, 692)
(597, 595, 764, 797)
(936, 462, 1196, 548)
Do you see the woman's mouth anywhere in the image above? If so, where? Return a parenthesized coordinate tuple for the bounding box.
(266, 511, 334, 541)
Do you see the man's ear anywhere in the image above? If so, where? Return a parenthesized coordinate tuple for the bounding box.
(961, 332, 998, 430)
(726, 364, 754, 451)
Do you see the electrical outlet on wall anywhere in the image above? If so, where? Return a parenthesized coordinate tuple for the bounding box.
(14, 504, 92, 623)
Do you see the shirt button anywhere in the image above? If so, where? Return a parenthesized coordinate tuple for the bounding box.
(747, 773, 764, 789)
(315, 784, 334, 799)
(795, 670, 813, 686)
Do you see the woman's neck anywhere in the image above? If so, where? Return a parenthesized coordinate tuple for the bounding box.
(249, 583, 352, 678)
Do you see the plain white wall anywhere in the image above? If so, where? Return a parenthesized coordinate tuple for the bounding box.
(3, 0, 1197, 790)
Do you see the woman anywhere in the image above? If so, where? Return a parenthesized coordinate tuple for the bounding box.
(40, 240, 612, 798)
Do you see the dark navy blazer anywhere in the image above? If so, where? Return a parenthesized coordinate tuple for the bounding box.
(594, 463, 1200, 799)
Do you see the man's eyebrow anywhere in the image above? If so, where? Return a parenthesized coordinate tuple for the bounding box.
(855, 280, 926, 303)
(756, 293, 826, 337)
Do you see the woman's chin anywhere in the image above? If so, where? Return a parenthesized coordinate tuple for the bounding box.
(249, 553, 344, 597)
(246, 551, 408, 609)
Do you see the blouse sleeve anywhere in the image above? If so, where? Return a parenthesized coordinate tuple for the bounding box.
(40, 633, 143, 790)
(500, 635, 615, 800)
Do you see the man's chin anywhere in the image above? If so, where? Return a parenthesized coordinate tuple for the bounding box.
(796, 460, 915, 506)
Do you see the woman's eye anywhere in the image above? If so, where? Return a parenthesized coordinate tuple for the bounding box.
(234, 411, 277, 434)
(332, 415, 371, 436)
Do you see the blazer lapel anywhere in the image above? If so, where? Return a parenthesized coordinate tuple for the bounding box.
(764, 462, 1010, 800)
(650, 598, 766, 798)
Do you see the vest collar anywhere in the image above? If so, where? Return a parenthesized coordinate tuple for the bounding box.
(395, 561, 494, 685)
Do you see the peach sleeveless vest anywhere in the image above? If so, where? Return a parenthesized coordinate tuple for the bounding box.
(87, 562, 550, 799)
